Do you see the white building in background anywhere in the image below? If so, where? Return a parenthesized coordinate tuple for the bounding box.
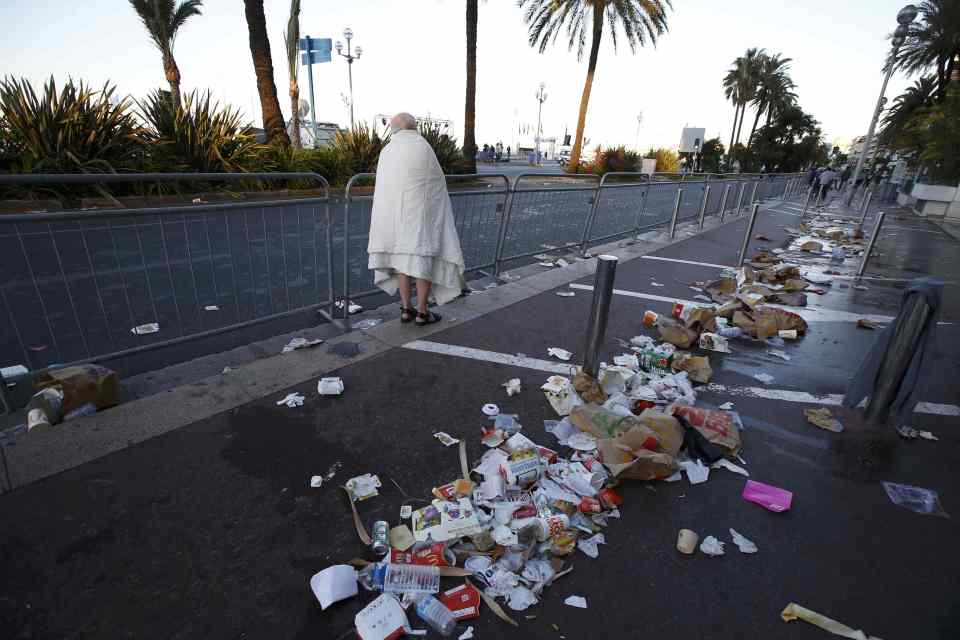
(846, 135, 880, 161)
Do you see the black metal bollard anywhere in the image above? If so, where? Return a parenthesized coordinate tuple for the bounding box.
(582, 255, 618, 378)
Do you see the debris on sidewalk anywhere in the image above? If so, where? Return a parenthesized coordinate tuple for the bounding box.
(27, 365, 121, 432)
(502, 378, 522, 396)
(355, 593, 409, 640)
(856, 319, 880, 330)
(547, 347, 573, 361)
(131, 322, 160, 335)
(676, 529, 699, 554)
(276, 392, 306, 408)
(336, 299, 365, 315)
(564, 595, 588, 609)
(743, 480, 793, 512)
(353, 318, 383, 330)
(804, 407, 844, 433)
(311, 565, 359, 610)
(346, 474, 382, 501)
(895, 425, 937, 441)
(781, 602, 879, 640)
(317, 377, 345, 396)
(283, 336, 324, 353)
(434, 432, 460, 447)
(753, 372, 775, 385)
(482, 403, 500, 417)
(699, 535, 725, 556)
(555, 290, 576, 297)
(882, 482, 949, 518)
(729, 528, 758, 554)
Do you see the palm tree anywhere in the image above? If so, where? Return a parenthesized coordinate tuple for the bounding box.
(244, 0, 290, 146)
(519, 0, 672, 171)
(128, 0, 203, 108)
(283, 0, 302, 149)
(463, 0, 478, 172)
(747, 53, 794, 148)
(892, 0, 960, 101)
(879, 74, 937, 145)
(722, 48, 763, 164)
(723, 66, 743, 164)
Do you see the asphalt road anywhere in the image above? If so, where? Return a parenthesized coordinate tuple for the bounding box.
(1, 196, 957, 639)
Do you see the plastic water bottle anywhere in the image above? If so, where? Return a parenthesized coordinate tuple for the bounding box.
(415, 595, 456, 637)
(359, 563, 440, 595)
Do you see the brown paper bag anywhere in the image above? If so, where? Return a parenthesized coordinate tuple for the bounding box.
(657, 318, 699, 349)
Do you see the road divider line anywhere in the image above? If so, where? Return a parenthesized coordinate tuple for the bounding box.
(640, 255, 732, 269)
(568, 283, 898, 324)
(400, 340, 959, 417)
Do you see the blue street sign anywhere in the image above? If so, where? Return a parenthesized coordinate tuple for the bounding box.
(301, 50, 331, 65)
(298, 36, 332, 54)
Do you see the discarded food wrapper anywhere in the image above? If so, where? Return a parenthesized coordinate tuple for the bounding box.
(699, 535, 725, 556)
(310, 475, 324, 488)
(613, 353, 640, 370)
(353, 318, 383, 330)
(577, 533, 605, 558)
(856, 318, 880, 330)
(204, 305, 219, 311)
(564, 595, 588, 609)
(698, 332, 731, 354)
(355, 593, 409, 640)
(718, 402, 734, 410)
(778, 329, 798, 339)
(282, 336, 323, 353)
(346, 474, 382, 501)
(729, 528, 758, 553)
(671, 405, 742, 453)
(482, 403, 500, 417)
(434, 432, 460, 447)
(781, 602, 879, 640)
(672, 353, 713, 384)
(400, 505, 412, 520)
(882, 481, 949, 518)
(440, 583, 481, 621)
(131, 323, 160, 335)
(679, 459, 709, 485)
(547, 347, 573, 361)
(276, 392, 305, 408)
(335, 299, 364, 314)
(767, 349, 791, 361)
(753, 372, 775, 385)
(712, 458, 749, 477)
(432, 479, 475, 501)
(317, 377, 345, 395)
(310, 565, 358, 610)
(742, 479, 793, 512)
(459, 627, 475, 640)
(804, 407, 843, 433)
(412, 498, 483, 542)
(502, 378, 522, 396)
(555, 290, 576, 297)
(541, 376, 582, 417)
(677, 528, 699, 554)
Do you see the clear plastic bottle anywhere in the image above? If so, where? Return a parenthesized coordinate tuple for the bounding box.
(358, 563, 440, 595)
(415, 594, 456, 637)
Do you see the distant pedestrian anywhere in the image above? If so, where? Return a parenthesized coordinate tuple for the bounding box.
(805, 166, 817, 185)
(839, 165, 852, 190)
(506, 146, 511, 161)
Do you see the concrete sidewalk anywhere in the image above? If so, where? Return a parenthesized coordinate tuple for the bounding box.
(1, 194, 958, 640)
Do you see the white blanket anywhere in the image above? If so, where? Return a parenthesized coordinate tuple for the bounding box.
(367, 130, 465, 305)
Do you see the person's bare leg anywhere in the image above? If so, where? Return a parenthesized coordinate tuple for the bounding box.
(415, 278, 433, 314)
(397, 273, 412, 310)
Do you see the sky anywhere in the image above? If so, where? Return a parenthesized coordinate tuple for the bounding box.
(1, 0, 919, 153)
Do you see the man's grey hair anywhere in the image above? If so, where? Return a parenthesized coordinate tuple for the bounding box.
(390, 112, 417, 132)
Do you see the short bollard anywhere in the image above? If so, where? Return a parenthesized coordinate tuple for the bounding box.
(669, 188, 683, 239)
(582, 255, 618, 378)
(737, 203, 761, 266)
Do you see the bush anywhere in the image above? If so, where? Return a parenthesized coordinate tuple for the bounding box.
(327, 123, 384, 182)
(586, 145, 641, 175)
(418, 123, 468, 174)
(138, 89, 265, 173)
(0, 76, 144, 174)
(644, 147, 680, 173)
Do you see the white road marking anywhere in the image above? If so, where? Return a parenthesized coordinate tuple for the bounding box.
(568, 283, 897, 323)
(640, 254, 930, 283)
(402, 340, 580, 375)
(401, 340, 959, 417)
(641, 255, 732, 269)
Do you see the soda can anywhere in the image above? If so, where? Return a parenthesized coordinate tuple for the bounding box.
(371, 520, 390, 556)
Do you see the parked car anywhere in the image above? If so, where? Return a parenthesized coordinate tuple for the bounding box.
(557, 149, 571, 165)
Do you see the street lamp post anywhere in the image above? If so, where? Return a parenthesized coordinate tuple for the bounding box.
(634, 112, 643, 152)
(844, 4, 917, 207)
(535, 83, 547, 165)
(335, 28, 362, 131)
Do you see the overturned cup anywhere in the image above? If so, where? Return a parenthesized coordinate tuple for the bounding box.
(677, 528, 699, 555)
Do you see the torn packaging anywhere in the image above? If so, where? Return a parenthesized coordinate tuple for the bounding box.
(672, 353, 713, 384)
(570, 405, 684, 456)
(657, 318, 700, 349)
(671, 405, 742, 454)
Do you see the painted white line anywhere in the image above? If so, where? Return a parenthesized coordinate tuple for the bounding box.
(402, 340, 959, 417)
(568, 283, 897, 324)
(641, 255, 732, 269)
(402, 340, 580, 376)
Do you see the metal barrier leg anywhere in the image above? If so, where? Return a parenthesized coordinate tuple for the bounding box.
(342, 196, 352, 326)
(738, 203, 761, 265)
(697, 185, 711, 230)
(580, 181, 604, 255)
(492, 188, 516, 281)
(801, 186, 813, 218)
(749, 182, 759, 211)
(857, 211, 885, 277)
(581, 254, 618, 378)
(735, 183, 746, 215)
(718, 184, 731, 223)
(633, 184, 650, 235)
(858, 189, 873, 225)
(669, 188, 683, 239)
(863, 287, 934, 424)
(325, 202, 337, 325)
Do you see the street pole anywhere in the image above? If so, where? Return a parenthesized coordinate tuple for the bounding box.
(535, 83, 547, 166)
(336, 28, 362, 131)
(844, 5, 917, 207)
(305, 35, 318, 146)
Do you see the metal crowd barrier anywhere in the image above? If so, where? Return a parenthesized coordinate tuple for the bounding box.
(0, 169, 801, 387)
(0, 172, 331, 381)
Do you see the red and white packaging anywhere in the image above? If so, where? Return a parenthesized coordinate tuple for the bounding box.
(355, 593, 408, 640)
(390, 543, 452, 567)
(439, 583, 481, 621)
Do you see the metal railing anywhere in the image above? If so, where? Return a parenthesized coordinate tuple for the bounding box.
(0, 169, 800, 386)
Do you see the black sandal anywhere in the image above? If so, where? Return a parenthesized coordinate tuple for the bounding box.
(400, 307, 416, 323)
(415, 311, 442, 326)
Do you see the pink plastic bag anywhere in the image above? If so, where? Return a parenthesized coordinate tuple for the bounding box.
(742, 480, 793, 512)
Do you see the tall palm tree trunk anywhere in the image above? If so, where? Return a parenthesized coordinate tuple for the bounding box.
(290, 81, 301, 149)
(163, 51, 182, 108)
(463, 0, 478, 172)
(727, 104, 739, 163)
(734, 103, 747, 148)
(747, 103, 764, 150)
(569, 3, 604, 170)
(244, 0, 290, 146)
